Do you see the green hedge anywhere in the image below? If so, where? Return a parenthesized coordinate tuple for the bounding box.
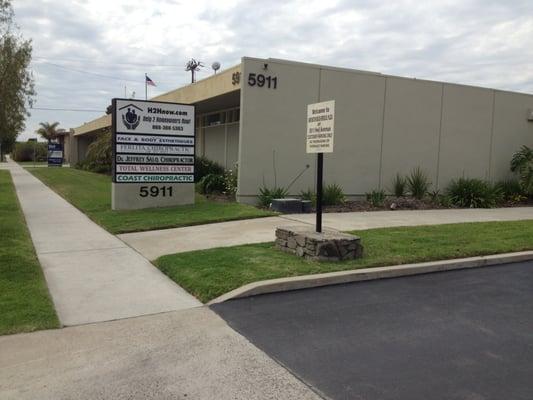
(76, 130, 112, 174)
(11, 141, 47, 162)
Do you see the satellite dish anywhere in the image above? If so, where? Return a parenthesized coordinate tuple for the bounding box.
(212, 61, 221, 74)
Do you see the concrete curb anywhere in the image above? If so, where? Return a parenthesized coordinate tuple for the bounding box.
(208, 250, 533, 304)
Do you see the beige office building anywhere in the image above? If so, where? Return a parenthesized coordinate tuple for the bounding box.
(72, 57, 533, 204)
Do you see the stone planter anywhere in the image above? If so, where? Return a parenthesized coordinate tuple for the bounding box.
(275, 226, 363, 262)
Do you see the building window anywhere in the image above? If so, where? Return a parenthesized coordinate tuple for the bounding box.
(227, 108, 240, 123)
(205, 112, 225, 126)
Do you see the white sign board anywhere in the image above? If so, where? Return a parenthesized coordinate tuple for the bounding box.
(306, 100, 335, 153)
(115, 99, 194, 136)
(112, 98, 195, 210)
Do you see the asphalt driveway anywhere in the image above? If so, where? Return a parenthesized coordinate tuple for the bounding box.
(212, 261, 533, 400)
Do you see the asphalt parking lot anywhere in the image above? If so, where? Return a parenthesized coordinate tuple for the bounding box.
(212, 261, 533, 400)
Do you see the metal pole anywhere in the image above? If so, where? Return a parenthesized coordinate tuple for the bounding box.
(145, 73, 147, 100)
(316, 152, 323, 233)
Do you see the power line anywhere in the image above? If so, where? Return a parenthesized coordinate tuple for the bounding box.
(31, 106, 104, 113)
(33, 55, 184, 68)
(34, 61, 141, 83)
(33, 60, 181, 84)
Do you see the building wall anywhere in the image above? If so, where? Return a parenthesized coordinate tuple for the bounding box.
(237, 57, 533, 204)
(491, 91, 533, 181)
(238, 58, 319, 202)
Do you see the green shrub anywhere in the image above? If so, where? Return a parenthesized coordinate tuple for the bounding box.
(510, 145, 533, 195)
(299, 188, 316, 206)
(495, 179, 525, 202)
(407, 167, 431, 199)
(198, 173, 226, 194)
(446, 178, 503, 208)
(391, 173, 407, 197)
(366, 189, 386, 207)
(428, 189, 451, 207)
(322, 183, 345, 206)
(258, 186, 288, 208)
(11, 141, 47, 162)
(76, 130, 111, 173)
(195, 156, 225, 182)
(223, 167, 238, 196)
(428, 189, 440, 202)
(437, 194, 452, 207)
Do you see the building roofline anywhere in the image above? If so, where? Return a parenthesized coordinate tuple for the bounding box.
(242, 56, 533, 97)
(152, 62, 241, 100)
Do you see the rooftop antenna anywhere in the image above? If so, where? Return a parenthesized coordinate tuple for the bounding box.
(211, 61, 221, 75)
(185, 58, 204, 83)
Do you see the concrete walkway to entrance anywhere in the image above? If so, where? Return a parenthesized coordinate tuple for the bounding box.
(119, 206, 533, 260)
(5, 159, 200, 326)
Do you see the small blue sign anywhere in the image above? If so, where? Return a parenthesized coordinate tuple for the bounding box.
(48, 143, 63, 167)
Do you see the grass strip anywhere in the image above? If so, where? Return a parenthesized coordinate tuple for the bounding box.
(28, 167, 276, 234)
(156, 220, 533, 303)
(0, 170, 59, 335)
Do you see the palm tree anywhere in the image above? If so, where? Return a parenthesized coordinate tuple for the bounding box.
(36, 121, 60, 143)
(510, 145, 533, 195)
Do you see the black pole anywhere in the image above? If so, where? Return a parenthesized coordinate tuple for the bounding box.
(316, 152, 323, 233)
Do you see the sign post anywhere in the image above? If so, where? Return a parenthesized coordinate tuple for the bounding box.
(111, 98, 195, 210)
(306, 100, 335, 233)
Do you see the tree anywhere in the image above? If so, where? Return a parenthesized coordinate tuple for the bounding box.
(510, 145, 533, 195)
(36, 121, 60, 143)
(0, 0, 35, 161)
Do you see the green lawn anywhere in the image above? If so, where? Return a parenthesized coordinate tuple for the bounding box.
(156, 220, 533, 303)
(0, 170, 59, 335)
(28, 168, 276, 234)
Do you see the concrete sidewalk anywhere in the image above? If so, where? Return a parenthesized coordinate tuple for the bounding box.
(6, 160, 200, 326)
(119, 206, 533, 260)
(0, 307, 321, 400)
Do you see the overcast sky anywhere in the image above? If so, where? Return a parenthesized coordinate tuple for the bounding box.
(14, 0, 533, 141)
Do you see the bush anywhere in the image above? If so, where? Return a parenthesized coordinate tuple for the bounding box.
(11, 141, 47, 162)
(495, 179, 525, 202)
(391, 173, 407, 197)
(366, 189, 386, 207)
(510, 145, 533, 195)
(76, 130, 111, 173)
(195, 156, 225, 182)
(428, 189, 452, 207)
(198, 173, 226, 194)
(407, 167, 431, 199)
(223, 167, 238, 196)
(446, 178, 503, 208)
(258, 186, 288, 208)
(322, 183, 345, 206)
(299, 188, 316, 206)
